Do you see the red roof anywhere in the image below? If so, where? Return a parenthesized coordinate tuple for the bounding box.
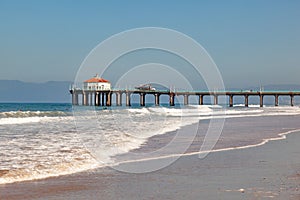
(84, 77, 110, 83)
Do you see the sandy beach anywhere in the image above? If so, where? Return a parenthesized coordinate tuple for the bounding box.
(1, 118, 300, 199)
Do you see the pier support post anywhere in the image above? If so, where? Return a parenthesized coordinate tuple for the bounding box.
(214, 95, 218, 105)
(260, 95, 264, 107)
(245, 95, 249, 107)
(229, 95, 234, 107)
(199, 95, 204, 105)
(116, 92, 119, 106)
(71, 92, 75, 105)
(169, 93, 175, 106)
(106, 92, 112, 106)
(101, 92, 105, 106)
(90, 93, 93, 106)
(275, 95, 279, 106)
(82, 92, 88, 106)
(86, 92, 89, 106)
(81, 92, 84, 106)
(291, 95, 294, 107)
(154, 94, 160, 106)
(75, 93, 79, 105)
(140, 93, 146, 106)
(72, 91, 79, 105)
(126, 92, 131, 106)
(116, 92, 122, 106)
(85, 92, 90, 106)
(95, 92, 100, 106)
(184, 95, 189, 105)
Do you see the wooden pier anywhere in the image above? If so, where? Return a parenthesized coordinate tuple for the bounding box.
(70, 89, 300, 107)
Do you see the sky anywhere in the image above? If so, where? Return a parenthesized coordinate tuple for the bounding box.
(0, 0, 300, 88)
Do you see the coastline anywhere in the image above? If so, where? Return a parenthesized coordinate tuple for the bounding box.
(1, 123, 300, 199)
(114, 115, 300, 165)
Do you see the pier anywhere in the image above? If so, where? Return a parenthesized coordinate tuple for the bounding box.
(70, 89, 300, 107)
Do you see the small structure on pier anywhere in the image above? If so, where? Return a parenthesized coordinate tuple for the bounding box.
(83, 74, 111, 91)
(135, 84, 156, 91)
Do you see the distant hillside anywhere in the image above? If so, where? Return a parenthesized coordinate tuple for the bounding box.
(0, 80, 72, 103)
(0, 80, 300, 103)
(258, 84, 300, 91)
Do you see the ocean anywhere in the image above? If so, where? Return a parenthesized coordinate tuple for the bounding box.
(1, 103, 300, 185)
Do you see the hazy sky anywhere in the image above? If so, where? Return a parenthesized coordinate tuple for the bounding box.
(0, 0, 300, 88)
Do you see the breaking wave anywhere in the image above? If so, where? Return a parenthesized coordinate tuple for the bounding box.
(0, 110, 71, 118)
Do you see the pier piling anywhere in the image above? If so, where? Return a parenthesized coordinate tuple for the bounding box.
(214, 95, 218, 105)
(275, 95, 279, 106)
(155, 94, 160, 106)
(100, 93, 103, 106)
(260, 95, 264, 107)
(244, 95, 249, 107)
(116, 92, 122, 106)
(106, 92, 112, 106)
(72, 91, 79, 105)
(140, 93, 146, 106)
(169, 93, 175, 106)
(184, 95, 189, 105)
(126, 92, 131, 107)
(199, 95, 204, 105)
(89, 93, 93, 106)
(82, 92, 88, 106)
(291, 95, 294, 107)
(229, 95, 233, 107)
(95, 92, 99, 106)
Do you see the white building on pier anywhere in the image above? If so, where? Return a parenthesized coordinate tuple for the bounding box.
(83, 75, 111, 91)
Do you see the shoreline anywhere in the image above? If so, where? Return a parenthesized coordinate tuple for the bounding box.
(113, 128, 300, 166)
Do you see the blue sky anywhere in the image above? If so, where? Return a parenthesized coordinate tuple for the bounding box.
(0, 0, 300, 88)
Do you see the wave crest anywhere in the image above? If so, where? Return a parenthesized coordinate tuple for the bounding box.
(0, 111, 70, 118)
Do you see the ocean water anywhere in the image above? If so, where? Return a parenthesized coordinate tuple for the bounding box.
(1, 103, 300, 184)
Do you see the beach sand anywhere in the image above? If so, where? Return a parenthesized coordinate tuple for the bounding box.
(1, 129, 300, 199)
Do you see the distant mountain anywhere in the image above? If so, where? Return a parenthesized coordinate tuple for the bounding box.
(256, 84, 300, 91)
(0, 80, 72, 103)
(0, 80, 300, 103)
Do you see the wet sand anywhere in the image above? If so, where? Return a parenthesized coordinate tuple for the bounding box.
(1, 116, 300, 199)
